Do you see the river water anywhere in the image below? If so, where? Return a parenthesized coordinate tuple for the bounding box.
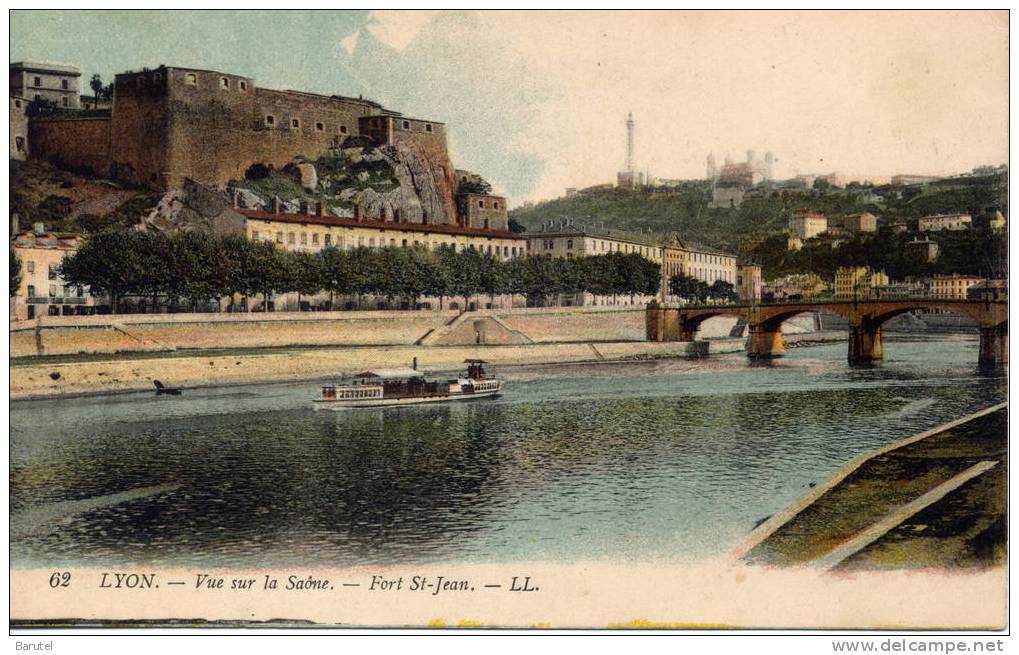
(10, 335, 1006, 569)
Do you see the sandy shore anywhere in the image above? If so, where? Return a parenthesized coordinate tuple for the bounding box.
(10, 331, 847, 401)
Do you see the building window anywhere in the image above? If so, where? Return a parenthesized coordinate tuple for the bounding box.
(265, 114, 275, 126)
(291, 118, 300, 129)
(340, 125, 348, 134)
(27, 285, 35, 297)
(220, 77, 230, 89)
(402, 120, 410, 129)
(324, 234, 332, 246)
(315, 122, 324, 132)
(402, 239, 408, 247)
(478, 200, 485, 209)
(61, 79, 68, 90)
(49, 284, 57, 297)
(34, 94, 41, 102)
(48, 265, 56, 280)
(425, 124, 432, 132)
(14, 100, 21, 109)
(312, 233, 319, 245)
(369, 237, 376, 248)
(567, 240, 573, 250)
(252, 230, 259, 241)
(493, 202, 500, 210)
(276, 232, 283, 243)
(61, 96, 69, 107)
(26, 261, 34, 273)
(15, 136, 24, 152)
(301, 232, 308, 245)
(154, 73, 162, 82)
(185, 73, 197, 86)
(390, 239, 396, 247)
(288, 232, 295, 244)
(33, 76, 41, 87)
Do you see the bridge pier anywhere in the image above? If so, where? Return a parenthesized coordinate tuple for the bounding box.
(848, 324, 883, 364)
(746, 325, 785, 359)
(979, 324, 1008, 367)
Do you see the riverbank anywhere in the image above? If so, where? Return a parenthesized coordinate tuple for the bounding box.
(8, 304, 842, 398)
(735, 402, 1007, 571)
(10, 339, 743, 400)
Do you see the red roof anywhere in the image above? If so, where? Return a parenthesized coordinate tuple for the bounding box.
(237, 209, 523, 240)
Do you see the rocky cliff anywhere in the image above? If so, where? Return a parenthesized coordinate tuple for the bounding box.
(227, 141, 459, 225)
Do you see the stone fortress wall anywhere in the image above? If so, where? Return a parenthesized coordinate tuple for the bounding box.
(27, 64, 491, 228)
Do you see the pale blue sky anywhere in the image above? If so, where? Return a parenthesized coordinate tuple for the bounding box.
(11, 10, 1009, 204)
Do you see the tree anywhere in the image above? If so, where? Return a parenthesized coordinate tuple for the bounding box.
(286, 250, 323, 309)
(10, 250, 22, 297)
(447, 247, 485, 309)
(458, 177, 492, 195)
(248, 240, 289, 310)
(478, 253, 507, 306)
(220, 235, 263, 311)
(318, 246, 350, 309)
(423, 246, 454, 309)
(669, 274, 709, 303)
(26, 98, 59, 118)
(59, 230, 152, 313)
(709, 279, 737, 302)
(520, 255, 560, 306)
(89, 74, 104, 108)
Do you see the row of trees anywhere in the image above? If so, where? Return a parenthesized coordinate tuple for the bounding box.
(56, 230, 662, 312)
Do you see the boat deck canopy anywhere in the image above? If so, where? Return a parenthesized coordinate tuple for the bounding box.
(353, 368, 424, 380)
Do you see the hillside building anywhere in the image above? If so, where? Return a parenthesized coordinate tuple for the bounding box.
(918, 213, 972, 232)
(10, 61, 81, 109)
(843, 212, 877, 233)
(788, 210, 828, 240)
(906, 237, 940, 263)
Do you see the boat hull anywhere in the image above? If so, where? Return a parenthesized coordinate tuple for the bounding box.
(313, 385, 502, 410)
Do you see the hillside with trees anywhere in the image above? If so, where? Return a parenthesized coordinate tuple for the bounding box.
(509, 172, 1008, 260)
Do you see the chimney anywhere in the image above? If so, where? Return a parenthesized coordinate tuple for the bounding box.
(299, 199, 310, 215)
(354, 203, 362, 222)
(412, 357, 418, 371)
(232, 190, 240, 209)
(272, 196, 281, 214)
(316, 201, 325, 216)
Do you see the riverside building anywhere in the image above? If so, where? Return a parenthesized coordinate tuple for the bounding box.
(11, 230, 100, 320)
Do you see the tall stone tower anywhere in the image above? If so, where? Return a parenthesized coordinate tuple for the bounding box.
(625, 112, 635, 173)
(707, 153, 717, 180)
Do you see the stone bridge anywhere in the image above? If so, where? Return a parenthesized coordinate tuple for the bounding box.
(646, 298, 1008, 366)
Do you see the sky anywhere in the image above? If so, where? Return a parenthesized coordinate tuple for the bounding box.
(10, 10, 1009, 206)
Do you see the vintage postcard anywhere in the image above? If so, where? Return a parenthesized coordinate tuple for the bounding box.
(7, 9, 1010, 637)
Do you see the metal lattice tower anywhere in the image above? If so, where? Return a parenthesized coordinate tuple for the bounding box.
(626, 112, 635, 173)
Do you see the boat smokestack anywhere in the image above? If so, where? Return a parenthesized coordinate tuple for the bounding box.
(412, 357, 417, 371)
